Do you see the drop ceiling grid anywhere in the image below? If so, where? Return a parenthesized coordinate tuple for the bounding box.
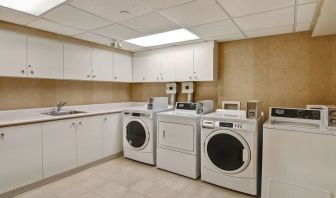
(0, 0, 321, 51)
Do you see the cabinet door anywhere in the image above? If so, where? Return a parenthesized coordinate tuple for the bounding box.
(76, 116, 103, 166)
(175, 49, 194, 82)
(0, 123, 42, 194)
(64, 43, 92, 80)
(147, 54, 161, 82)
(133, 55, 147, 82)
(193, 44, 214, 81)
(42, 120, 77, 178)
(92, 48, 113, 81)
(27, 36, 63, 79)
(113, 53, 132, 82)
(102, 113, 123, 157)
(160, 51, 176, 82)
(0, 29, 27, 77)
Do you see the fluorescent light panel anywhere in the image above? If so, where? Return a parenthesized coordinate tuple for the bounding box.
(126, 29, 199, 47)
(0, 0, 66, 16)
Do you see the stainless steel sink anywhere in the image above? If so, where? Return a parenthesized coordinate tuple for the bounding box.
(42, 110, 86, 116)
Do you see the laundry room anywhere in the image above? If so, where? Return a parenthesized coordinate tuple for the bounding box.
(0, 0, 335, 198)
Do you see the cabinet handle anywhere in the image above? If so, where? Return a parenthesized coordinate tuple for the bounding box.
(28, 65, 32, 68)
(0, 133, 4, 137)
(87, 75, 90, 78)
(114, 76, 117, 79)
(156, 77, 159, 80)
(30, 70, 34, 75)
(104, 118, 107, 121)
(194, 76, 197, 79)
(163, 130, 166, 138)
(21, 70, 25, 74)
(92, 75, 96, 78)
(189, 76, 192, 80)
(142, 77, 145, 81)
(71, 122, 76, 127)
(161, 77, 164, 80)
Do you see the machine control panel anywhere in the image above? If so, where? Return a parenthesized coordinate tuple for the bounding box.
(176, 102, 197, 111)
(123, 112, 151, 119)
(202, 120, 246, 129)
(271, 108, 321, 120)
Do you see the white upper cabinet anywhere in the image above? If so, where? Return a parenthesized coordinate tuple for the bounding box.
(133, 54, 148, 82)
(0, 30, 27, 78)
(160, 51, 176, 82)
(147, 54, 161, 82)
(92, 48, 113, 81)
(193, 42, 218, 81)
(64, 43, 92, 81)
(113, 53, 132, 82)
(0, 123, 42, 194)
(175, 48, 194, 82)
(27, 37, 63, 79)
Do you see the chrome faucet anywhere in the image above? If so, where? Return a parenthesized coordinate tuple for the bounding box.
(56, 101, 66, 112)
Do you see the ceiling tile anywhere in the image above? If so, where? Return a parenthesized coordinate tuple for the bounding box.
(216, 0, 294, 17)
(160, 0, 229, 27)
(70, 0, 152, 22)
(245, 25, 293, 38)
(0, 6, 37, 25)
(43, 5, 112, 31)
(141, 0, 192, 10)
(234, 7, 294, 32)
(295, 22, 311, 32)
(205, 33, 245, 42)
(28, 19, 83, 36)
(74, 32, 112, 44)
(296, 0, 319, 4)
(190, 20, 241, 39)
(93, 24, 143, 40)
(296, 2, 317, 24)
(120, 12, 179, 34)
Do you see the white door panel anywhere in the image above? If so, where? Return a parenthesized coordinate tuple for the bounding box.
(92, 48, 113, 81)
(102, 113, 123, 157)
(113, 53, 132, 82)
(64, 43, 92, 80)
(175, 49, 194, 81)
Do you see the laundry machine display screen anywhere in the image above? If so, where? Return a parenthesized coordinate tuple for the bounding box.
(207, 134, 246, 172)
(219, 122, 233, 128)
(126, 121, 147, 148)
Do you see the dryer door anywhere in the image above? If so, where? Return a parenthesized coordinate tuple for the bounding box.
(125, 119, 149, 150)
(204, 130, 251, 174)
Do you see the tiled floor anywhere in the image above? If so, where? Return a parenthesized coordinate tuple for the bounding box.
(14, 157, 254, 198)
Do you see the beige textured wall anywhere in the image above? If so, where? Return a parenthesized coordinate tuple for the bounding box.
(132, 32, 336, 117)
(0, 78, 132, 110)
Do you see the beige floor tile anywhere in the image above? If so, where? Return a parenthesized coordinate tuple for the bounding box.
(116, 189, 146, 198)
(130, 178, 157, 195)
(44, 177, 79, 195)
(107, 169, 144, 187)
(207, 187, 255, 198)
(58, 185, 91, 198)
(181, 181, 214, 198)
(81, 192, 103, 198)
(79, 174, 110, 191)
(94, 182, 128, 198)
(15, 187, 57, 198)
(146, 184, 178, 198)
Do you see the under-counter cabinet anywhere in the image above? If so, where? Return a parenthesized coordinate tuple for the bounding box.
(42, 120, 77, 178)
(76, 116, 103, 166)
(27, 37, 63, 79)
(64, 43, 92, 81)
(102, 113, 123, 157)
(0, 124, 43, 194)
(0, 29, 27, 78)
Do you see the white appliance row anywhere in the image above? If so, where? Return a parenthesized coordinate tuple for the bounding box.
(122, 100, 264, 196)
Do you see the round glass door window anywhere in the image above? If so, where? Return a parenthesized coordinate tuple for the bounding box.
(126, 120, 148, 149)
(206, 131, 250, 173)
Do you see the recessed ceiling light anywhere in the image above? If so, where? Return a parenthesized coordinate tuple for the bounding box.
(0, 0, 66, 16)
(125, 29, 199, 47)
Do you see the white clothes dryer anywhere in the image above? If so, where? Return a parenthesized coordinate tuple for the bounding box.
(201, 110, 263, 195)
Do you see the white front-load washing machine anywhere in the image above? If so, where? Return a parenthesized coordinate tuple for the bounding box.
(123, 106, 172, 165)
(201, 109, 263, 195)
(262, 107, 336, 198)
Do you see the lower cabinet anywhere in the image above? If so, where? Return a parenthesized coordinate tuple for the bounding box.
(42, 119, 77, 178)
(0, 123, 43, 194)
(102, 113, 123, 157)
(76, 116, 103, 166)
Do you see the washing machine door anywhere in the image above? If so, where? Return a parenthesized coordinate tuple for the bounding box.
(204, 130, 251, 174)
(125, 119, 149, 150)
